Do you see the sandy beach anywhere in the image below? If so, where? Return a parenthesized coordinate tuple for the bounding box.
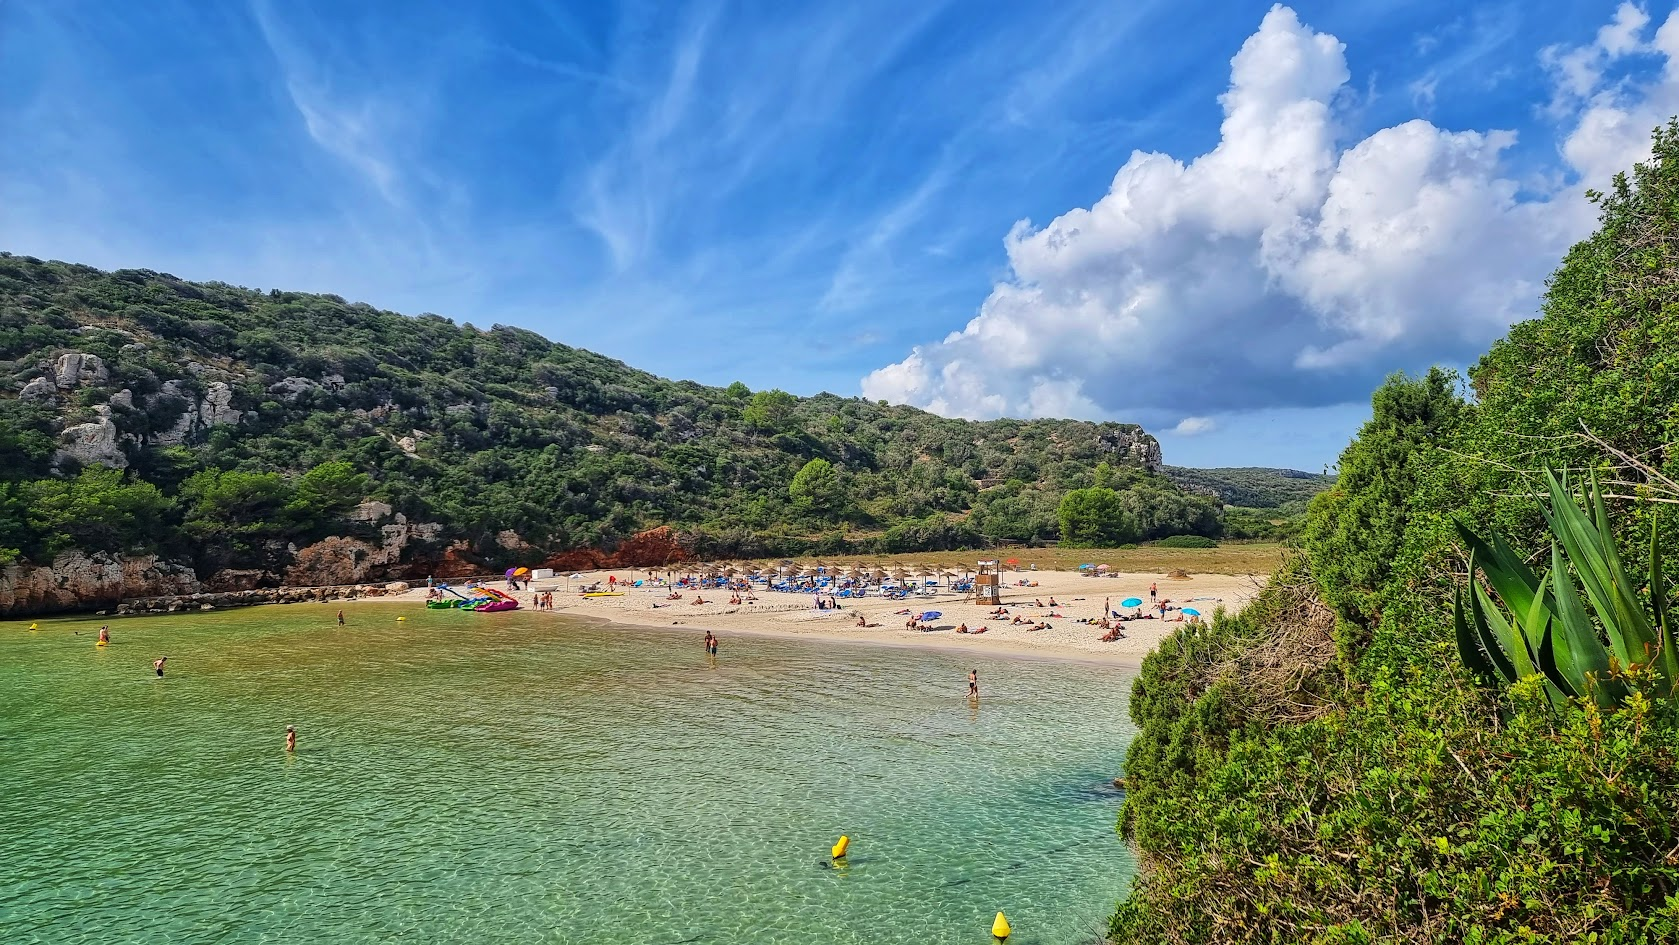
(386, 567, 1267, 666)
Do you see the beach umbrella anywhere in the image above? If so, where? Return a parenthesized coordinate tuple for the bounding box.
(1079, 563, 1094, 570)
(1121, 597, 1143, 608)
(919, 611, 942, 621)
(1096, 564, 1110, 572)
(505, 568, 516, 578)
(1006, 557, 1020, 567)
(1182, 608, 1201, 616)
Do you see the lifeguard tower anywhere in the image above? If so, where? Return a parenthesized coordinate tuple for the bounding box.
(974, 559, 1002, 606)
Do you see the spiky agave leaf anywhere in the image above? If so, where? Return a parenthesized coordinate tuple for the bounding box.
(1533, 617, 1577, 700)
(1650, 517, 1679, 696)
(1547, 541, 1620, 708)
(1455, 586, 1506, 688)
(1539, 470, 1655, 671)
(1467, 550, 1539, 685)
(1454, 520, 1544, 624)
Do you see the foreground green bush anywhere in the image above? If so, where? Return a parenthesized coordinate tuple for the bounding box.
(1116, 653, 1679, 943)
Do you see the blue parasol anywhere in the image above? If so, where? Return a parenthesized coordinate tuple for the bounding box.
(1121, 597, 1143, 607)
(1182, 607, 1201, 616)
(1078, 563, 1094, 570)
(919, 611, 942, 620)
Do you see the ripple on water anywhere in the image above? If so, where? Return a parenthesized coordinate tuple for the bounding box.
(0, 606, 1136, 944)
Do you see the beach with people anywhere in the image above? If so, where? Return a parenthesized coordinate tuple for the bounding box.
(383, 563, 1264, 665)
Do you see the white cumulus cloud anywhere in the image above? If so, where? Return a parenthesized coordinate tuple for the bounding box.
(862, 3, 1665, 428)
(1171, 416, 1216, 436)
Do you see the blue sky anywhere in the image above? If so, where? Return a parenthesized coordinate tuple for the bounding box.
(2, 1, 1672, 470)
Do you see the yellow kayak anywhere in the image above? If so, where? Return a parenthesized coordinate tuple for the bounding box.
(581, 592, 624, 598)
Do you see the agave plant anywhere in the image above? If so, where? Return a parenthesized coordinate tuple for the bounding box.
(1453, 469, 1676, 708)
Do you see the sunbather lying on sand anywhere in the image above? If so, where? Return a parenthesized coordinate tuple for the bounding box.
(1099, 626, 1127, 642)
(691, 596, 707, 605)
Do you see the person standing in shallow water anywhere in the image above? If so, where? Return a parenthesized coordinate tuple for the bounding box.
(337, 610, 345, 625)
(285, 726, 296, 752)
(968, 669, 979, 699)
(153, 656, 167, 677)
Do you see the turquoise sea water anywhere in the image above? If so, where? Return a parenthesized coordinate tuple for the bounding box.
(0, 605, 1136, 944)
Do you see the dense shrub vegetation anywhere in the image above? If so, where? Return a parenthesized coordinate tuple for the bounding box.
(1163, 465, 1335, 509)
(0, 255, 1218, 575)
(1112, 125, 1679, 942)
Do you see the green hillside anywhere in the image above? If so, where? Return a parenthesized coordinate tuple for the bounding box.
(1162, 465, 1334, 508)
(0, 254, 1219, 579)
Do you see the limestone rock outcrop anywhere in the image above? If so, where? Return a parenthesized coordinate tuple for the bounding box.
(54, 352, 108, 388)
(55, 406, 127, 469)
(200, 381, 240, 426)
(267, 376, 320, 402)
(1096, 426, 1163, 472)
(146, 379, 246, 446)
(285, 536, 381, 587)
(20, 376, 57, 400)
(1, 552, 201, 616)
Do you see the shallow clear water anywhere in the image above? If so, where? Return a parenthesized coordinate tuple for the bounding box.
(1, 605, 1136, 944)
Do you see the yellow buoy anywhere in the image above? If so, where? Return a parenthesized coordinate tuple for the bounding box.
(96, 641, 107, 647)
(29, 623, 40, 631)
(992, 911, 1011, 939)
(831, 835, 850, 859)
(397, 616, 407, 621)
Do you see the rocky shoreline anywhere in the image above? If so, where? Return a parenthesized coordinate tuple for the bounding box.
(112, 581, 414, 616)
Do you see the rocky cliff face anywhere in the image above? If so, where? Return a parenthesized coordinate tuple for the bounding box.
(1, 552, 201, 616)
(0, 522, 697, 616)
(1097, 426, 1163, 472)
